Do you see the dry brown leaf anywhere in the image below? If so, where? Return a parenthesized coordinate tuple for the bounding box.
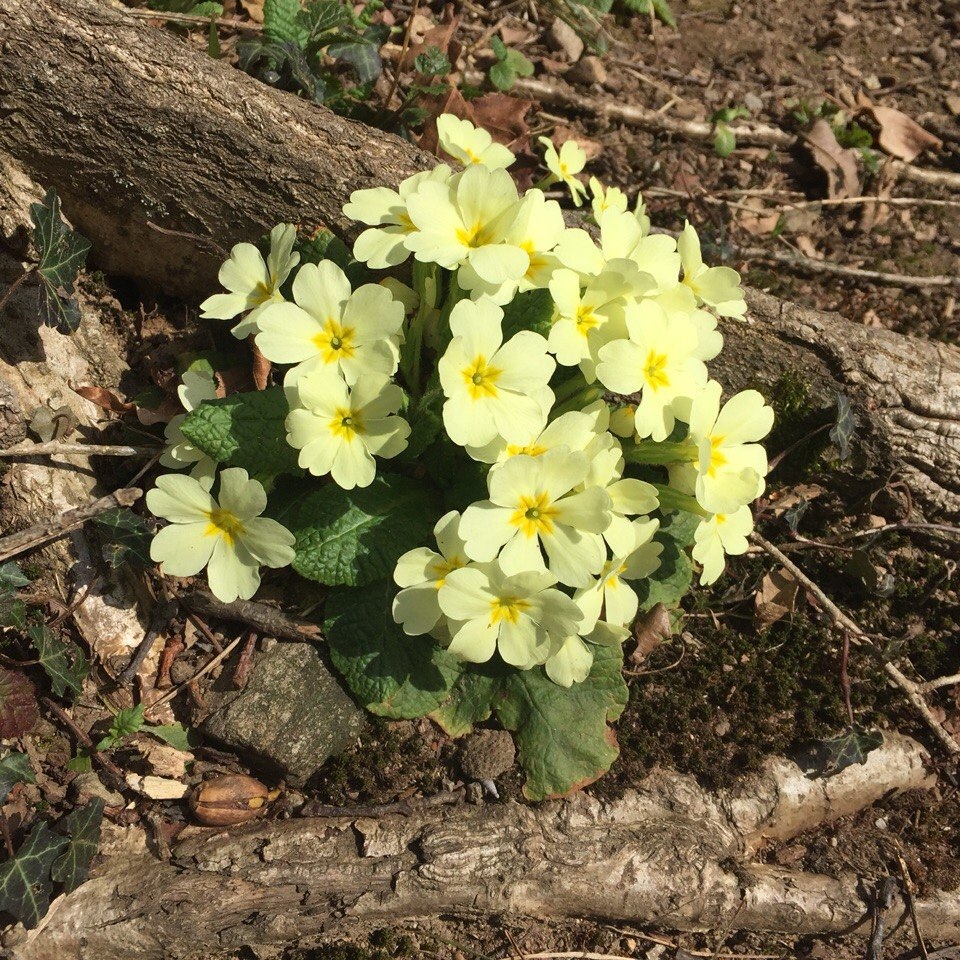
(238, 0, 263, 23)
(754, 568, 800, 631)
(804, 118, 861, 200)
(630, 603, 672, 665)
(794, 235, 821, 260)
(866, 105, 942, 163)
(72, 384, 135, 413)
(770, 483, 826, 515)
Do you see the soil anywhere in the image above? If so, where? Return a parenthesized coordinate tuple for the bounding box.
(3, 0, 959, 957)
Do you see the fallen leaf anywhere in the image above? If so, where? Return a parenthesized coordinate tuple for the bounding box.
(630, 603, 672, 665)
(238, 0, 263, 23)
(737, 197, 780, 236)
(754, 567, 800, 630)
(804, 118, 861, 200)
(73, 384, 135, 413)
(770, 484, 826, 516)
(135, 738, 192, 780)
(865, 104, 942, 163)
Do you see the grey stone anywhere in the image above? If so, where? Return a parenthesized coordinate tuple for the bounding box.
(201, 641, 365, 786)
(567, 55, 608, 87)
(545, 19, 584, 62)
(459, 729, 515, 781)
(71, 771, 124, 807)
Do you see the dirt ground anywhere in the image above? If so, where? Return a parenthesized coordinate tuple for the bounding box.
(3, 0, 959, 957)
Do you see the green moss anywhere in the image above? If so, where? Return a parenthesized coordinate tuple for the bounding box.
(764, 369, 830, 480)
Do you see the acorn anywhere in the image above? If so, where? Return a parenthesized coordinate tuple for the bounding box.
(189, 774, 274, 826)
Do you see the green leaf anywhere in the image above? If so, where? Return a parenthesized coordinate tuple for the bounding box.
(0, 753, 35, 804)
(328, 28, 385, 84)
(142, 721, 194, 752)
(0, 821, 68, 928)
(325, 581, 461, 718)
(413, 45, 451, 76)
(497, 645, 628, 800)
(634, 510, 697, 613)
(179, 386, 299, 481)
(279, 474, 436, 587)
(713, 121, 736, 158)
(263, 0, 307, 46)
(820, 727, 883, 776)
(397, 389, 444, 464)
(0, 669, 39, 740)
(299, 0, 347, 46)
(29, 625, 89, 699)
(488, 60, 517, 92)
(490, 35, 508, 60)
(430, 663, 502, 737)
(830, 393, 855, 461)
(92, 508, 153, 570)
(51, 799, 104, 893)
(504, 48, 534, 78)
(96, 704, 145, 751)
(500, 288, 555, 339)
(0, 563, 29, 591)
(28, 188, 91, 334)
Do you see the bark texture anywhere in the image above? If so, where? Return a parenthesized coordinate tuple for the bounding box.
(13, 734, 946, 959)
(2, 0, 958, 523)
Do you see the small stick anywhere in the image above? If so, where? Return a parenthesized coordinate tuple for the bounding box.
(0, 441, 159, 458)
(231, 631, 258, 689)
(302, 788, 465, 819)
(384, 0, 419, 111)
(118, 598, 178, 685)
(0, 487, 142, 563)
(42, 696, 127, 792)
(121, 8, 263, 32)
(750, 532, 960, 756)
(180, 589, 323, 642)
(893, 846, 929, 960)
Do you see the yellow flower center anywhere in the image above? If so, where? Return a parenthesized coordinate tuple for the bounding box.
(706, 436, 728, 477)
(604, 560, 628, 590)
(313, 319, 356, 365)
(576, 304, 599, 336)
(430, 555, 465, 590)
(716, 513, 727, 526)
(462, 355, 502, 400)
(456, 220, 491, 249)
(204, 508, 245, 547)
(329, 407, 365, 441)
(506, 441, 548, 457)
(252, 280, 274, 307)
(397, 211, 416, 233)
(509, 491, 559, 539)
(489, 595, 530, 625)
(643, 350, 671, 391)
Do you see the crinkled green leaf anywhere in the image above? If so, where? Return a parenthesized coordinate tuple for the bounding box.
(179, 386, 299, 480)
(51, 799, 104, 893)
(29, 625, 89, 699)
(489, 60, 517, 92)
(298, 0, 347, 46)
(93, 507, 153, 570)
(497, 645, 628, 800)
(263, 0, 307, 46)
(501, 289, 555, 339)
(430, 663, 502, 737)
(325, 581, 461, 718)
(96, 704, 145, 751)
(414, 45, 451, 77)
(280, 475, 436, 587)
(0, 821, 68, 928)
(0, 752, 35, 804)
(634, 510, 697, 613)
(0, 669, 39, 740)
(28, 188, 90, 334)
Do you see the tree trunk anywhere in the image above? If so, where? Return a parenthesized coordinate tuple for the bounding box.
(13, 734, 952, 960)
(2, 0, 957, 524)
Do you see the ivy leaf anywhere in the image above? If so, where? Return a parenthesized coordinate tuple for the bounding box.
(329, 26, 388, 84)
(324, 581, 461, 718)
(179, 386, 299, 481)
(279, 474, 436, 587)
(92, 508, 153, 570)
(0, 669, 39, 740)
(819, 727, 883, 776)
(51, 799, 104, 893)
(29, 188, 90, 334)
(500, 289, 554, 339)
(0, 821, 68, 928)
(29, 625, 89, 699)
(0, 563, 29, 591)
(0, 563, 28, 630)
(784, 496, 809, 533)
(263, 0, 307, 46)
(497, 645, 629, 801)
(0, 753, 35, 804)
(830, 393, 855, 461)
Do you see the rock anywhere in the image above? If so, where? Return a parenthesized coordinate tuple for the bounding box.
(460, 729, 515, 781)
(71, 771, 124, 807)
(545, 18, 584, 62)
(201, 641, 365, 786)
(567, 55, 607, 87)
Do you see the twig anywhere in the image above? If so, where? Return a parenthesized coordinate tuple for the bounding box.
(0, 441, 159, 458)
(490, 76, 960, 190)
(118, 598, 178, 685)
(868, 876, 898, 960)
(41, 696, 128, 793)
(894, 846, 929, 960)
(749, 532, 960, 756)
(301, 788, 465, 819)
(121, 8, 263, 32)
(920, 673, 960, 693)
(145, 631, 246, 717)
(645, 187, 960, 211)
(739, 247, 959, 290)
(180, 588, 323, 642)
(0, 487, 142, 563)
(385, 0, 419, 111)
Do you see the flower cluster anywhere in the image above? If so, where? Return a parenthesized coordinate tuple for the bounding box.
(148, 114, 772, 684)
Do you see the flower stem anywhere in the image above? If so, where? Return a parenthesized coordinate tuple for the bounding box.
(623, 439, 697, 465)
(653, 484, 711, 518)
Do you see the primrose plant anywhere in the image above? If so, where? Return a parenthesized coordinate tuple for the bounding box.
(147, 116, 773, 799)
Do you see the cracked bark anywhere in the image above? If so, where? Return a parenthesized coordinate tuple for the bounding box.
(12, 734, 952, 959)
